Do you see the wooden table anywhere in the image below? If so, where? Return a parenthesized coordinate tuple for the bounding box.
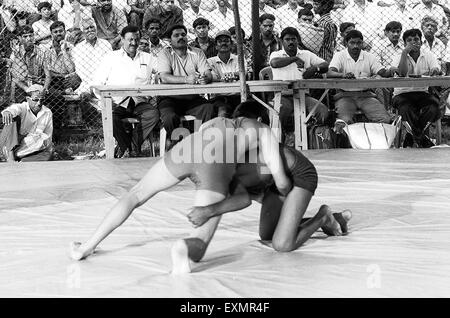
(94, 80, 290, 159)
(292, 76, 450, 150)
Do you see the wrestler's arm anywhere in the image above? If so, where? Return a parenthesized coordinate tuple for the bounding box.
(258, 127, 292, 196)
(187, 181, 252, 227)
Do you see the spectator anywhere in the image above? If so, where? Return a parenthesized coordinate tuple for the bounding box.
(412, 0, 448, 43)
(10, 25, 51, 103)
(0, 84, 53, 162)
(1, 0, 16, 100)
(91, 0, 128, 50)
(376, 21, 403, 69)
(72, 18, 112, 95)
(189, 17, 217, 58)
(207, 30, 243, 117)
(128, 0, 147, 29)
(145, 18, 168, 58)
(297, 8, 324, 54)
(58, 0, 92, 31)
(277, 0, 303, 30)
(143, 0, 183, 40)
(270, 27, 329, 135)
(209, 0, 235, 34)
(92, 25, 160, 157)
(138, 34, 150, 53)
(183, 0, 208, 41)
(327, 30, 395, 131)
(229, 26, 253, 75)
(157, 24, 215, 149)
(312, 0, 338, 62)
(32, 2, 54, 47)
(392, 28, 442, 148)
(47, 21, 80, 95)
(379, 0, 417, 34)
(421, 16, 446, 71)
(249, 13, 282, 69)
(335, 21, 372, 53)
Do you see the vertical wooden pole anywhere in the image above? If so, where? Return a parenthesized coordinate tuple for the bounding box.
(232, 0, 248, 102)
(101, 96, 115, 159)
(252, 0, 262, 80)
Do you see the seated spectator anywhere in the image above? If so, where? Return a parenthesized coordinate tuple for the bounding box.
(0, 84, 53, 162)
(32, 2, 54, 47)
(157, 24, 215, 149)
(312, 0, 338, 62)
(189, 17, 217, 58)
(138, 34, 150, 53)
(412, 0, 448, 44)
(183, 0, 209, 41)
(421, 16, 446, 72)
(143, 0, 183, 40)
(392, 28, 442, 148)
(145, 18, 168, 58)
(73, 18, 112, 96)
(58, 0, 93, 31)
(270, 27, 329, 135)
(327, 30, 395, 132)
(207, 30, 243, 117)
(229, 26, 253, 76)
(91, 0, 128, 50)
(10, 25, 51, 103)
(248, 13, 282, 69)
(92, 25, 160, 157)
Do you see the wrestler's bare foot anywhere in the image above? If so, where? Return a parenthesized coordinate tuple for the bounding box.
(171, 240, 192, 274)
(322, 208, 352, 236)
(317, 205, 342, 236)
(69, 242, 94, 261)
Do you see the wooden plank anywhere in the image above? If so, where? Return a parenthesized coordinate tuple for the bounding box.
(101, 97, 115, 159)
(272, 92, 282, 142)
(293, 89, 303, 151)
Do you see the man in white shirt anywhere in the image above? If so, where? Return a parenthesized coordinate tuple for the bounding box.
(183, 0, 208, 41)
(327, 29, 395, 130)
(0, 84, 53, 162)
(421, 16, 447, 71)
(32, 2, 53, 46)
(270, 27, 329, 133)
(392, 28, 442, 147)
(207, 30, 243, 117)
(412, 0, 448, 41)
(73, 18, 112, 95)
(92, 25, 159, 157)
(58, 0, 92, 30)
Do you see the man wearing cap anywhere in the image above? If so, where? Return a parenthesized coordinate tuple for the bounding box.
(207, 30, 244, 117)
(0, 84, 53, 162)
(32, 2, 54, 47)
(189, 17, 217, 58)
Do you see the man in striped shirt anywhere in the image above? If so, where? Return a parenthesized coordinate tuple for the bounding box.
(313, 0, 338, 62)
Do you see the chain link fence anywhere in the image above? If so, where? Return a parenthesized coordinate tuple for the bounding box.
(1, 0, 449, 161)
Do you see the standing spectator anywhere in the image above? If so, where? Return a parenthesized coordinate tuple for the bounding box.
(143, 0, 183, 40)
(421, 16, 447, 71)
(229, 26, 253, 75)
(209, 0, 235, 35)
(334, 22, 355, 53)
(183, 0, 208, 40)
(297, 8, 324, 54)
(189, 17, 217, 58)
(47, 21, 80, 95)
(92, 25, 160, 157)
(0, 84, 53, 162)
(277, 0, 303, 30)
(128, 0, 147, 29)
(1, 0, 16, 101)
(58, 0, 92, 30)
(412, 0, 448, 43)
(32, 2, 54, 47)
(313, 0, 338, 62)
(270, 27, 329, 134)
(145, 18, 168, 58)
(379, 0, 417, 34)
(392, 28, 442, 148)
(157, 24, 215, 149)
(207, 30, 243, 117)
(72, 18, 112, 95)
(91, 0, 128, 50)
(249, 13, 282, 69)
(10, 25, 51, 103)
(327, 30, 395, 131)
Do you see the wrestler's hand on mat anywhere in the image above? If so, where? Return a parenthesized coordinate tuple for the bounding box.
(187, 206, 213, 227)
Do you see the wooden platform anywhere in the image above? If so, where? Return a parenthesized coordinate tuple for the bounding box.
(1, 149, 450, 297)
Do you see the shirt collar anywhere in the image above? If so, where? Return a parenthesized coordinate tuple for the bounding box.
(345, 49, 365, 62)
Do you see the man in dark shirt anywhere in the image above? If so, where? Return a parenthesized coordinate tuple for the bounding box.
(143, 0, 183, 39)
(189, 17, 217, 58)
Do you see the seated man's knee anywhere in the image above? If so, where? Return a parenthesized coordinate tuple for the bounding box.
(272, 238, 295, 253)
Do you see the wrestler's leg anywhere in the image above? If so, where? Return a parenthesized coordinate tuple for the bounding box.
(70, 159, 181, 260)
(171, 190, 226, 274)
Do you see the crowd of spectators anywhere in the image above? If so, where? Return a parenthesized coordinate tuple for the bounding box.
(1, 0, 450, 161)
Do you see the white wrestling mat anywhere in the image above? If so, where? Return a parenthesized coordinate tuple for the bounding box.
(1, 149, 450, 298)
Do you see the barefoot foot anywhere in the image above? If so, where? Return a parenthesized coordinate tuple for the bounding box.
(322, 209, 352, 236)
(69, 242, 94, 261)
(171, 240, 192, 274)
